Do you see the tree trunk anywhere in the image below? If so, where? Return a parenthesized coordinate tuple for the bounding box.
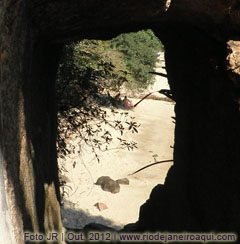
(138, 24, 240, 232)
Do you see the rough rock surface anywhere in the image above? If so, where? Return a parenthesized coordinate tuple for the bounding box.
(116, 178, 130, 185)
(95, 176, 120, 194)
(94, 202, 108, 211)
(1, 1, 240, 243)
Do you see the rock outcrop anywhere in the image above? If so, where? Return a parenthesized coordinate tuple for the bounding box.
(1, 1, 240, 243)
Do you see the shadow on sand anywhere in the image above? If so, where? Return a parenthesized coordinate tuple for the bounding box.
(61, 200, 122, 231)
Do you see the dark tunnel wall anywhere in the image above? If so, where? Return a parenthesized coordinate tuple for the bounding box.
(1, 1, 240, 243)
(136, 25, 240, 232)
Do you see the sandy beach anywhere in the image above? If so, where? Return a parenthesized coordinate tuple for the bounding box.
(59, 59, 175, 230)
(59, 97, 175, 230)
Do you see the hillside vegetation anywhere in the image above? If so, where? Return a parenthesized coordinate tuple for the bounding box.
(56, 30, 163, 187)
(109, 29, 164, 90)
(57, 29, 164, 97)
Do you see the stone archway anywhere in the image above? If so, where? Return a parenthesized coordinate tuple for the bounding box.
(1, 1, 240, 243)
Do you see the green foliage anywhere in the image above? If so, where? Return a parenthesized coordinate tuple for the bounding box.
(57, 30, 164, 97)
(56, 29, 163, 180)
(56, 40, 127, 103)
(56, 42, 139, 168)
(108, 29, 164, 90)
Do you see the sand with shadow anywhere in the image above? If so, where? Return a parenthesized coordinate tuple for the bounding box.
(60, 96, 175, 230)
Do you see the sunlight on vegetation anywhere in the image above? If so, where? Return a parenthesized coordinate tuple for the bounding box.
(56, 29, 164, 194)
(109, 29, 164, 90)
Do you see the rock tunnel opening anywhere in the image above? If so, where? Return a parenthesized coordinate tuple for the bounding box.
(1, 2, 240, 242)
(54, 25, 240, 235)
(56, 31, 176, 231)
